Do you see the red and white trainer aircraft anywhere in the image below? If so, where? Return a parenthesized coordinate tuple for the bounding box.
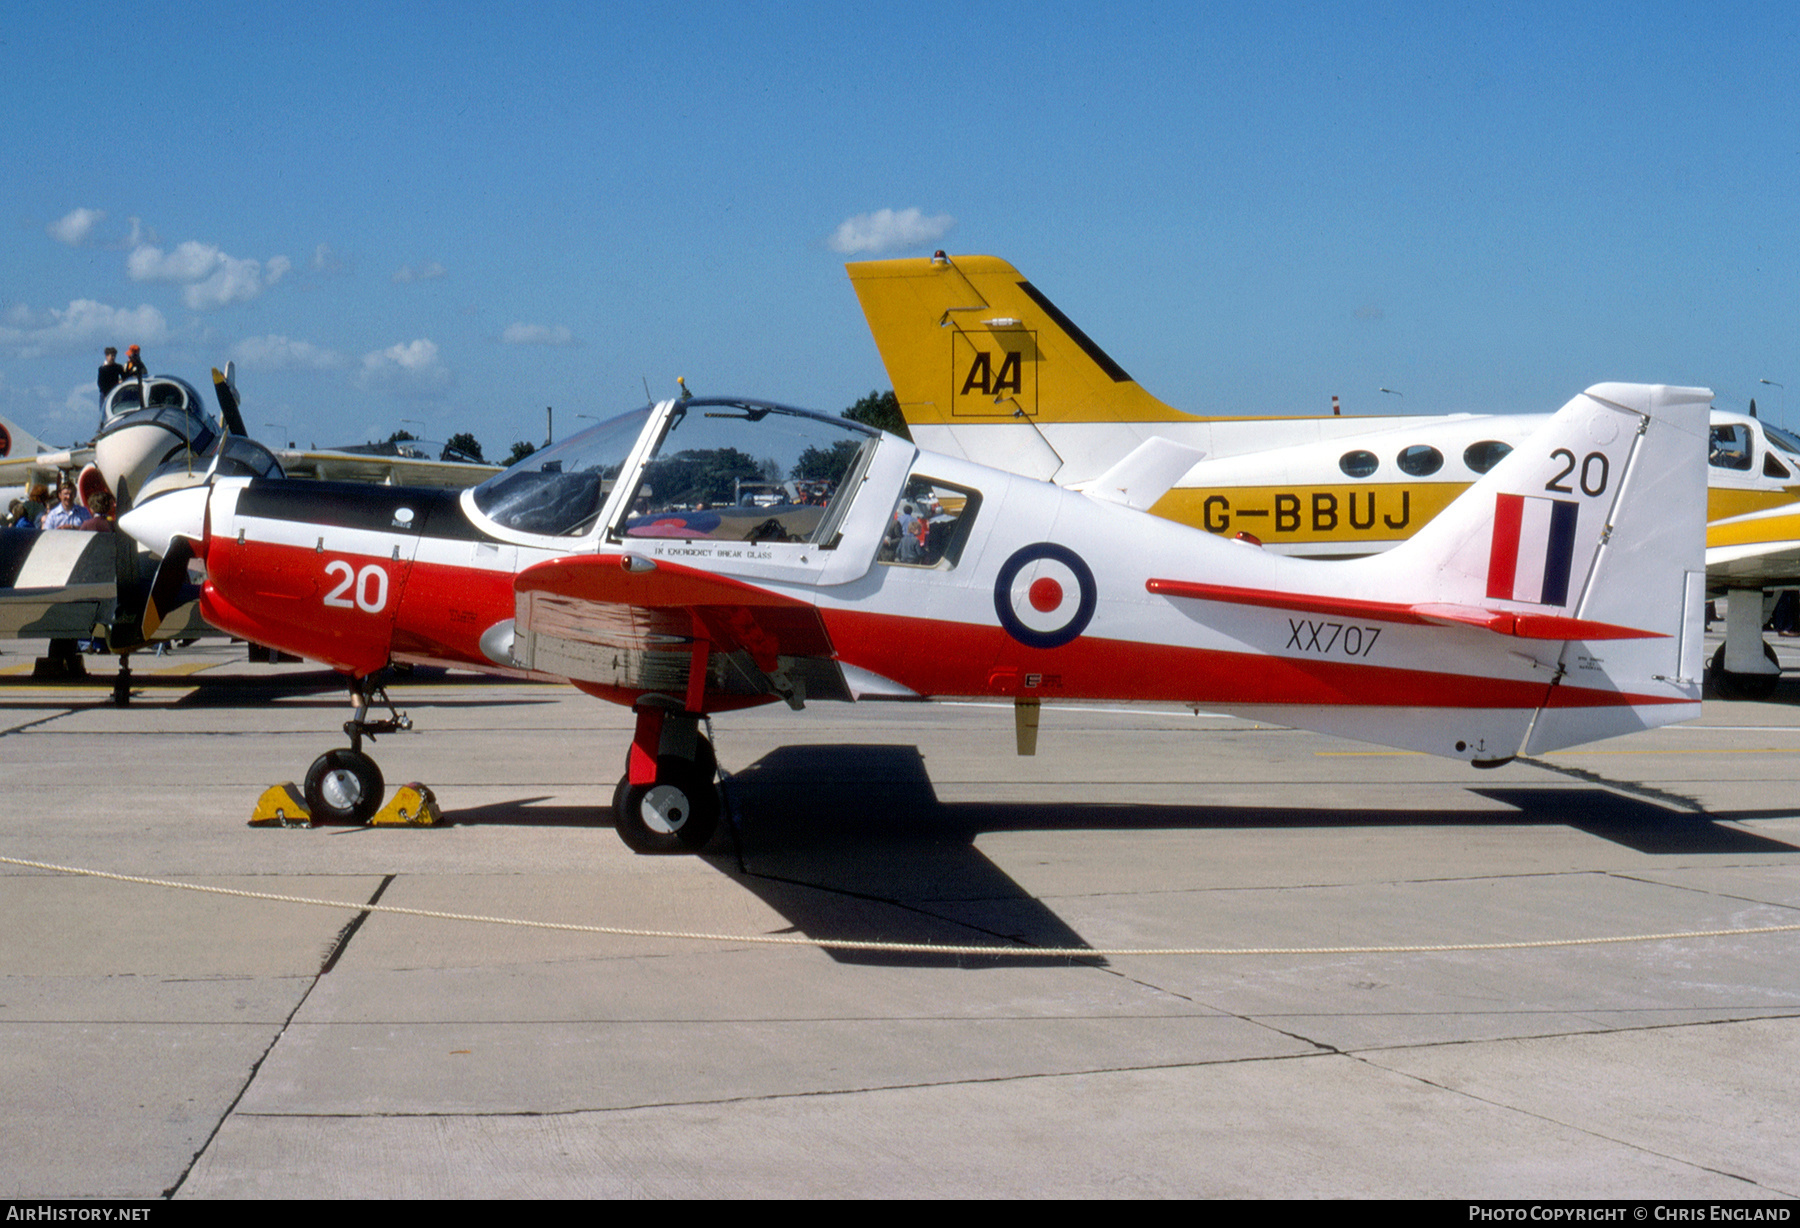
(121, 382, 1710, 852)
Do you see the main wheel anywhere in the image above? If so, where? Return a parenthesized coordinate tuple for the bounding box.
(1708, 643, 1782, 701)
(304, 749, 385, 824)
(613, 754, 719, 854)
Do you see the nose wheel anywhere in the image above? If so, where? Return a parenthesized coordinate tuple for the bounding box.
(300, 676, 412, 824)
(304, 749, 385, 824)
(612, 708, 720, 853)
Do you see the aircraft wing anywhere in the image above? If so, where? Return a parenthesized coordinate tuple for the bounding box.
(0, 447, 90, 489)
(273, 447, 500, 489)
(0, 528, 207, 642)
(512, 554, 847, 707)
(0, 529, 115, 636)
(1707, 502, 1800, 586)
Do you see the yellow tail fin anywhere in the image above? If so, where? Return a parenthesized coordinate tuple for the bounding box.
(846, 254, 1195, 427)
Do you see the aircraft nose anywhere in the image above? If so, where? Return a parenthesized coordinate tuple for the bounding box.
(120, 485, 209, 557)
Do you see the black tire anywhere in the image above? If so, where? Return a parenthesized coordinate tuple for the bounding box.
(304, 749, 385, 824)
(1708, 643, 1782, 701)
(613, 754, 719, 854)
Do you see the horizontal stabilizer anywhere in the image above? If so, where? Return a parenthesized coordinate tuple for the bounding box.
(1145, 579, 1665, 640)
(1079, 437, 1206, 510)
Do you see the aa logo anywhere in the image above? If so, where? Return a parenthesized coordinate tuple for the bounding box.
(961, 350, 1023, 397)
(950, 328, 1037, 417)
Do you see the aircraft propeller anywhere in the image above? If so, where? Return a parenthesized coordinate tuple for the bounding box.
(212, 363, 248, 437)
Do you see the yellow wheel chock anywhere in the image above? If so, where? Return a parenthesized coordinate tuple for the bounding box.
(249, 783, 312, 828)
(250, 781, 441, 827)
(370, 783, 442, 826)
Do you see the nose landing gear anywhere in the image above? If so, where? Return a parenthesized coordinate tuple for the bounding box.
(302, 677, 412, 824)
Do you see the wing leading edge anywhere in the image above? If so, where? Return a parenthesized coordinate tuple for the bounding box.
(513, 553, 845, 709)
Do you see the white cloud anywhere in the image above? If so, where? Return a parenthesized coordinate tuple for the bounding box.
(185, 255, 265, 310)
(230, 334, 344, 370)
(128, 240, 223, 282)
(61, 382, 98, 425)
(0, 299, 169, 358)
(48, 208, 106, 247)
(827, 207, 955, 255)
(127, 240, 292, 310)
(358, 338, 452, 397)
(368, 339, 439, 371)
(501, 322, 575, 346)
(0, 374, 99, 437)
(311, 243, 348, 274)
(392, 261, 446, 284)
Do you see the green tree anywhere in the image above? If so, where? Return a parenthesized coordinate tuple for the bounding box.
(792, 439, 863, 482)
(842, 389, 909, 440)
(641, 447, 766, 507)
(506, 440, 537, 465)
(444, 431, 485, 464)
(385, 429, 418, 443)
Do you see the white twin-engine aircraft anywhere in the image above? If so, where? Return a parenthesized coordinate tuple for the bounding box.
(848, 253, 1796, 698)
(121, 383, 1709, 852)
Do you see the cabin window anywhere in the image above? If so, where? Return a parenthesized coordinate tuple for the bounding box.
(615, 401, 877, 546)
(1339, 450, 1378, 479)
(473, 407, 650, 536)
(1765, 452, 1792, 480)
(1709, 424, 1753, 471)
(1396, 445, 1443, 476)
(879, 477, 981, 569)
(1463, 440, 1513, 474)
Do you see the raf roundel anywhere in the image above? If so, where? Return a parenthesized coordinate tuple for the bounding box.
(993, 543, 1098, 649)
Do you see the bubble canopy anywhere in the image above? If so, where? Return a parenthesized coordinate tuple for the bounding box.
(467, 399, 879, 540)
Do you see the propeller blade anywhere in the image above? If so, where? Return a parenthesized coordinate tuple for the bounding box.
(137, 535, 197, 645)
(108, 475, 145, 652)
(212, 364, 248, 437)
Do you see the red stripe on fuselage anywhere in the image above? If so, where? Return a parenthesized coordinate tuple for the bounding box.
(818, 608, 1678, 710)
(208, 536, 1680, 712)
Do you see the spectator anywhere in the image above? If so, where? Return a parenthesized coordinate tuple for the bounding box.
(42, 483, 92, 530)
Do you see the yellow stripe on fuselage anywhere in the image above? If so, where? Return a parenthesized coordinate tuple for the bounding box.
(1150, 482, 1468, 547)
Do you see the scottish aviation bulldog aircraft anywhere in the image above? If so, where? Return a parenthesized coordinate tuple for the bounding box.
(848, 253, 1800, 699)
(120, 381, 1708, 853)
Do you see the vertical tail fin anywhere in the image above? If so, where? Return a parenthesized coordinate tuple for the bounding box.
(1378, 382, 1711, 751)
(0, 414, 49, 464)
(846, 254, 1193, 430)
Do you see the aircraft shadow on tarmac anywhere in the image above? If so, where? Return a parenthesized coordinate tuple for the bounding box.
(444, 742, 1800, 968)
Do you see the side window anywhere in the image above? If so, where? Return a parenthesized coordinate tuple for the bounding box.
(1463, 440, 1513, 474)
(1339, 450, 1378, 478)
(880, 477, 981, 568)
(1765, 451, 1791, 480)
(1710, 424, 1753, 471)
(1395, 444, 1443, 476)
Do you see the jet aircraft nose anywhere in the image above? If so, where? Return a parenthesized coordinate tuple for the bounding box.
(120, 484, 210, 557)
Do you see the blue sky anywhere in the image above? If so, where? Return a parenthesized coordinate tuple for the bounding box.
(4, 2, 1798, 455)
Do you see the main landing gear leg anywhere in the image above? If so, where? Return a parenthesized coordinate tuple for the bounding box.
(303, 675, 413, 824)
(1709, 588, 1782, 701)
(611, 706, 720, 854)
